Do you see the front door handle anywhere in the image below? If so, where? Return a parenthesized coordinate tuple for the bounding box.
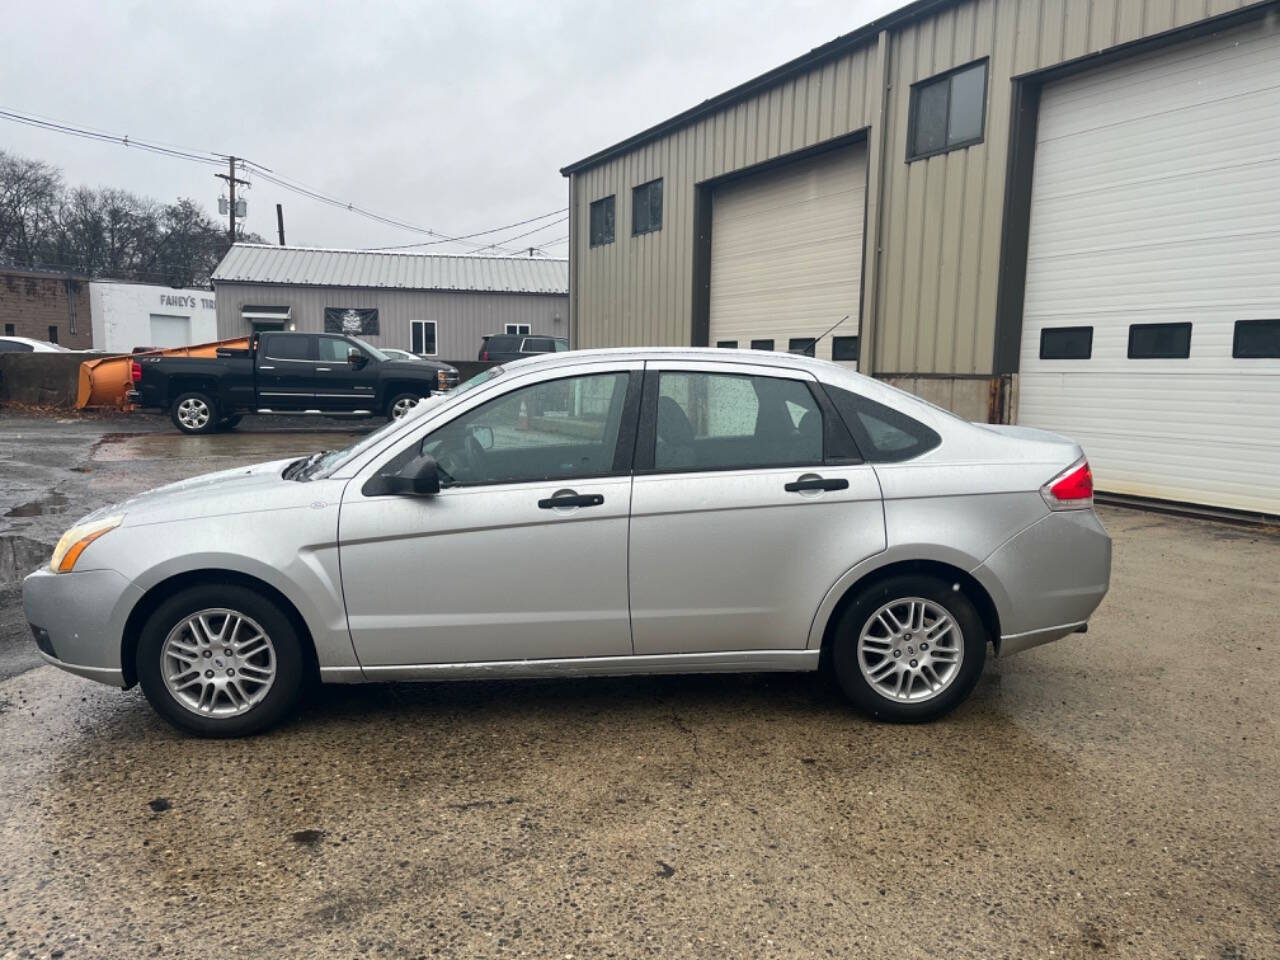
(784, 475, 849, 493)
(538, 492, 604, 509)
(315, 367, 332, 372)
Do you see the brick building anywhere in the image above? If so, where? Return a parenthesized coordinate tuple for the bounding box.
(0, 267, 93, 350)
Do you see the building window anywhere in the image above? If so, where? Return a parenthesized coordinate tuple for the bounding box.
(750, 339, 774, 351)
(1039, 326, 1093, 360)
(589, 196, 615, 247)
(412, 320, 438, 356)
(47, 325, 58, 344)
(1128, 322, 1192, 359)
(831, 336, 860, 361)
(788, 337, 816, 357)
(505, 323, 531, 335)
(908, 60, 988, 160)
(1232, 319, 1280, 359)
(3, 323, 13, 336)
(632, 179, 663, 236)
(716, 340, 738, 349)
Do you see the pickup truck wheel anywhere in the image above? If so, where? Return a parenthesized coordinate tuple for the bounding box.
(387, 392, 422, 421)
(171, 392, 218, 435)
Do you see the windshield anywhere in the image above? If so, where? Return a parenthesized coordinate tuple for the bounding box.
(297, 365, 505, 480)
(349, 336, 389, 362)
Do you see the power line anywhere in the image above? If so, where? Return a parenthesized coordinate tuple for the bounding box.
(367, 206, 568, 251)
(470, 215, 569, 255)
(0, 106, 556, 254)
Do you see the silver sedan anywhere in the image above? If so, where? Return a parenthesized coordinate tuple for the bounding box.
(24, 348, 1110, 736)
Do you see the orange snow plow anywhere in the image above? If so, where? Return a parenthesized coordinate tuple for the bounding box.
(76, 337, 250, 410)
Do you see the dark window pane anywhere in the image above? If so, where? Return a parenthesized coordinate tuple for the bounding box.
(523, 337, 555, 352)
(1039, 326, 1093, 360)
(3, 323, 14, 335)
(318, 337, 354, 362)
(1233, 318, 1280, 359)
(716, 340, 738, 348)
(911, 78, 949, 157)
(825, 386, 941, 463)
(0, 339, 34, 352)
(831, 335, 860, 361)
(47, 325, 58, 344)
(750, 339, 774, 351)
(589, 196, 615, 246)
(262, 334, 311, 360)
(633, 180, 663, 235)
(412, 322, 436, 355)
(788, 337, 816, 357)
(1128, 322, 1192, 359)
(947, 63, 986, 145)
(654, 372, 822, 471)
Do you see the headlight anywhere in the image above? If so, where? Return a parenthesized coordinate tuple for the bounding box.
(49, 515, 124, 573)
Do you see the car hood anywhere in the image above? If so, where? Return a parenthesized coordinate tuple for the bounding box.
(82, 457, 323, 527)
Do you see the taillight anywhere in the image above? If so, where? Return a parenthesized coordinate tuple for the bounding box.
(130, 360, 142, 383)
(481, 350, 488, 361)
(1041, 459, 1094, 510)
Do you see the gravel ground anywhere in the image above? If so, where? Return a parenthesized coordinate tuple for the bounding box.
(1, 411, 1277, 959)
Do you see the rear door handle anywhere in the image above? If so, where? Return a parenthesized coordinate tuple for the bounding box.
(784, 475, 849, 493)
(538, 492, 604, 509)
(315, 367, 332, 372)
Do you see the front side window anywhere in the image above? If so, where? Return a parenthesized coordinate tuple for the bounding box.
(318, 336, 358, 362)
(262, 334, 312, 361)
(824, 385, 941, 463)
(589, 196, 615, 247)
(1128, 322, 1191, 359)
(422, 371, 630, 486)
(652, 372, 822, 472)
(632, 179, 663, 235)
(412, 320, 437, 356)
(908, 60, 988, 160)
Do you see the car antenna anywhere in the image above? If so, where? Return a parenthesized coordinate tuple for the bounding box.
(810, 314, 851, 349)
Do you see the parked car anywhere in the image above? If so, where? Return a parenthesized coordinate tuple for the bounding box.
(478, 334, 568, 362)
(130, 331, 460, 434)
(0, 336, 70, 353)
(25, 347, 1110, 736)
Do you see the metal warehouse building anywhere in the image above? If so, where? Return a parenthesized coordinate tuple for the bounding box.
(212, 244, 568, 362)
(562, 0, 1280, 516)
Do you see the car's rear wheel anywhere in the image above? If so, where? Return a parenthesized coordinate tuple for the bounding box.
(171, 392, 218, 435)
(136, 584, 306, 737)
(831, 574, 986, 723)
(387, 392, 421, 421)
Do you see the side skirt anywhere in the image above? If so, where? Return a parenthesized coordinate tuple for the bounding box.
(319, 649, 821, 684)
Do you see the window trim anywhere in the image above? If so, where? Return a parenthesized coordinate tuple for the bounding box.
(410, 319, 438, 357)
(589, 194, 616, 247)
(831, 335, 860, 362)
(906, 58, 989, 162)
(1127, 321, 1192, 360)
(504, 323, 531, 336)
(631, 178, 664, 236)
(1038, 325, 1094, 360)
(1232, 318, 1280, 359)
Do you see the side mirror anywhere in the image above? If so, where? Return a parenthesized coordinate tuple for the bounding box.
(348, 348, 367, 367)
(469, 424, 494, 450)
(384, 454, 440, 496)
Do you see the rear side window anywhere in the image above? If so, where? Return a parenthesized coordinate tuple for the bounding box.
(1233, 319, 1280, 358)
(262, 335, 312, 361)
(0, 339, 34, 353)
(824, 386, 941, 462)
(1128, 322, 1191, 359)
(487, 336, 517, 352)
(523, 337, 556, 353)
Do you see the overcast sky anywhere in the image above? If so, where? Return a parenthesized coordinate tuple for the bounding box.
(2, 0, 899, 257)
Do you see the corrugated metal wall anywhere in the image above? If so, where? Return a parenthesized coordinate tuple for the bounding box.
(214, 283, 568, 361)
(568, 0, 1255, 374)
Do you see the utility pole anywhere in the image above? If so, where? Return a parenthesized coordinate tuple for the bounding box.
(214, 156, 250, 243)
(276, 204, 286, 246)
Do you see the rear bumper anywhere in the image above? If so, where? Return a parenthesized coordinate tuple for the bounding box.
(22, 567, 141, 687)
(971, 508, 1112, 657)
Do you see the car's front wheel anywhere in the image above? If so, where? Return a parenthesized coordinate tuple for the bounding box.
(136, 584, 306, 737)
(386, 392, 422, 421)
(171, 392, 219, 435)
(831, 574, 987, 723)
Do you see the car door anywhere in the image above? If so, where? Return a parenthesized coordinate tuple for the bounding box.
(339, 360, 642, 668)
(315, 336, 378, 411)
(628, 360, 886, 655)
(255, 333, 315, 409)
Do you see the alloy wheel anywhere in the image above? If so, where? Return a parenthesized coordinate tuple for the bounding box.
(161, 608, 277, 717)
(856, 597, 964, 702)
(176, 397, 211, 430)
(392, 397, 418, 419)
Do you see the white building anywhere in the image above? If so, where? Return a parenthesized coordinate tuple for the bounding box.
(89, 281, 218, 353)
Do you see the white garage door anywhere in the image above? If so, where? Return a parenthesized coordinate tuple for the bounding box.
(149, 314, 192, 348)
(709, 145, 865, 366)
(1017, 23, 1280, 515)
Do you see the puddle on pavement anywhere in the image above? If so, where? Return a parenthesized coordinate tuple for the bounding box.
(91, 431, 368, 463)
(4, 492, 68, 518)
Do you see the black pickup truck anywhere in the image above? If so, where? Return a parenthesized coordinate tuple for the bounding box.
(131, 331, 459, 434)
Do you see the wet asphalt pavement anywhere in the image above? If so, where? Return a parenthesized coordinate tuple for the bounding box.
(1, 412, 1278, 959)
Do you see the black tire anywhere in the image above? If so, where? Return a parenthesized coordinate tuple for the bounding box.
(386, 392, 423, 421)
(217, 414, 243, 430)
(831, 574, 987, 723)
(136, 583, 307, 737)
(170, 391, 219, 435)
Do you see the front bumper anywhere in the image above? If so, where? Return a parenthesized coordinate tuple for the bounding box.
(972, 507, 1112, 657)
(22, 567, 142, 687)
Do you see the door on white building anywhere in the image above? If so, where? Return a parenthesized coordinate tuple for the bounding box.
(149, 314, 192, 348)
